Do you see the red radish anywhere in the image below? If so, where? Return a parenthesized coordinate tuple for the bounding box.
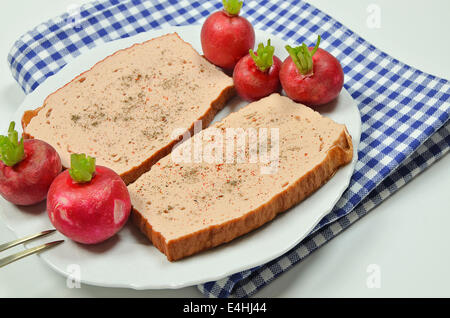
(47, 154, 131, 244)
(280, 36, 344, 106)
(0, 122, 61, 206)
(233, 39, 282, 101)
(201, 0, 255, 70)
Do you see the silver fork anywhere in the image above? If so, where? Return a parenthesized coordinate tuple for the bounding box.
(0, 229, 64, 268)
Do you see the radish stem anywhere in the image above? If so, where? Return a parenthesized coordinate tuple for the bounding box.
(249, 39, 275, 72)
(222, 0, 243, 16)
(285, 35, 321, 75)
(0, 122, 24, 167)
(69, 153, 96, 183)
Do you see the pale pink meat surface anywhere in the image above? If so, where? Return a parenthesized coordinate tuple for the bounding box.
(25, 33, 233, 176)
(128, 94, 352, 243)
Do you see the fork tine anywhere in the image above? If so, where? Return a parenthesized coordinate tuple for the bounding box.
(0, 240, 64, 268)
(0, 229, 56, 253)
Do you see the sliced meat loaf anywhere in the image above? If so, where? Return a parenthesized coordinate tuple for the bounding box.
(129, 93, 353, 261)
(22, 32, 234, 185)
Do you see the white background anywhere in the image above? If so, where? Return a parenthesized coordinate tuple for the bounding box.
(0, 0, 449, 297)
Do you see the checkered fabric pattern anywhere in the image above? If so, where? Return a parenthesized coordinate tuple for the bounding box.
(7, 0, 450, 297)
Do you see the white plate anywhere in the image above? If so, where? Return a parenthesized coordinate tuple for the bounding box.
(0, 25, 361, 289)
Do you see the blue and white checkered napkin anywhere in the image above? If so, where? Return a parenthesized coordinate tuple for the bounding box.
(7, 0, 450, 297)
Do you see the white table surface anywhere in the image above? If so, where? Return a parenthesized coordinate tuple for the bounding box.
(0, 0, 449, 298)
